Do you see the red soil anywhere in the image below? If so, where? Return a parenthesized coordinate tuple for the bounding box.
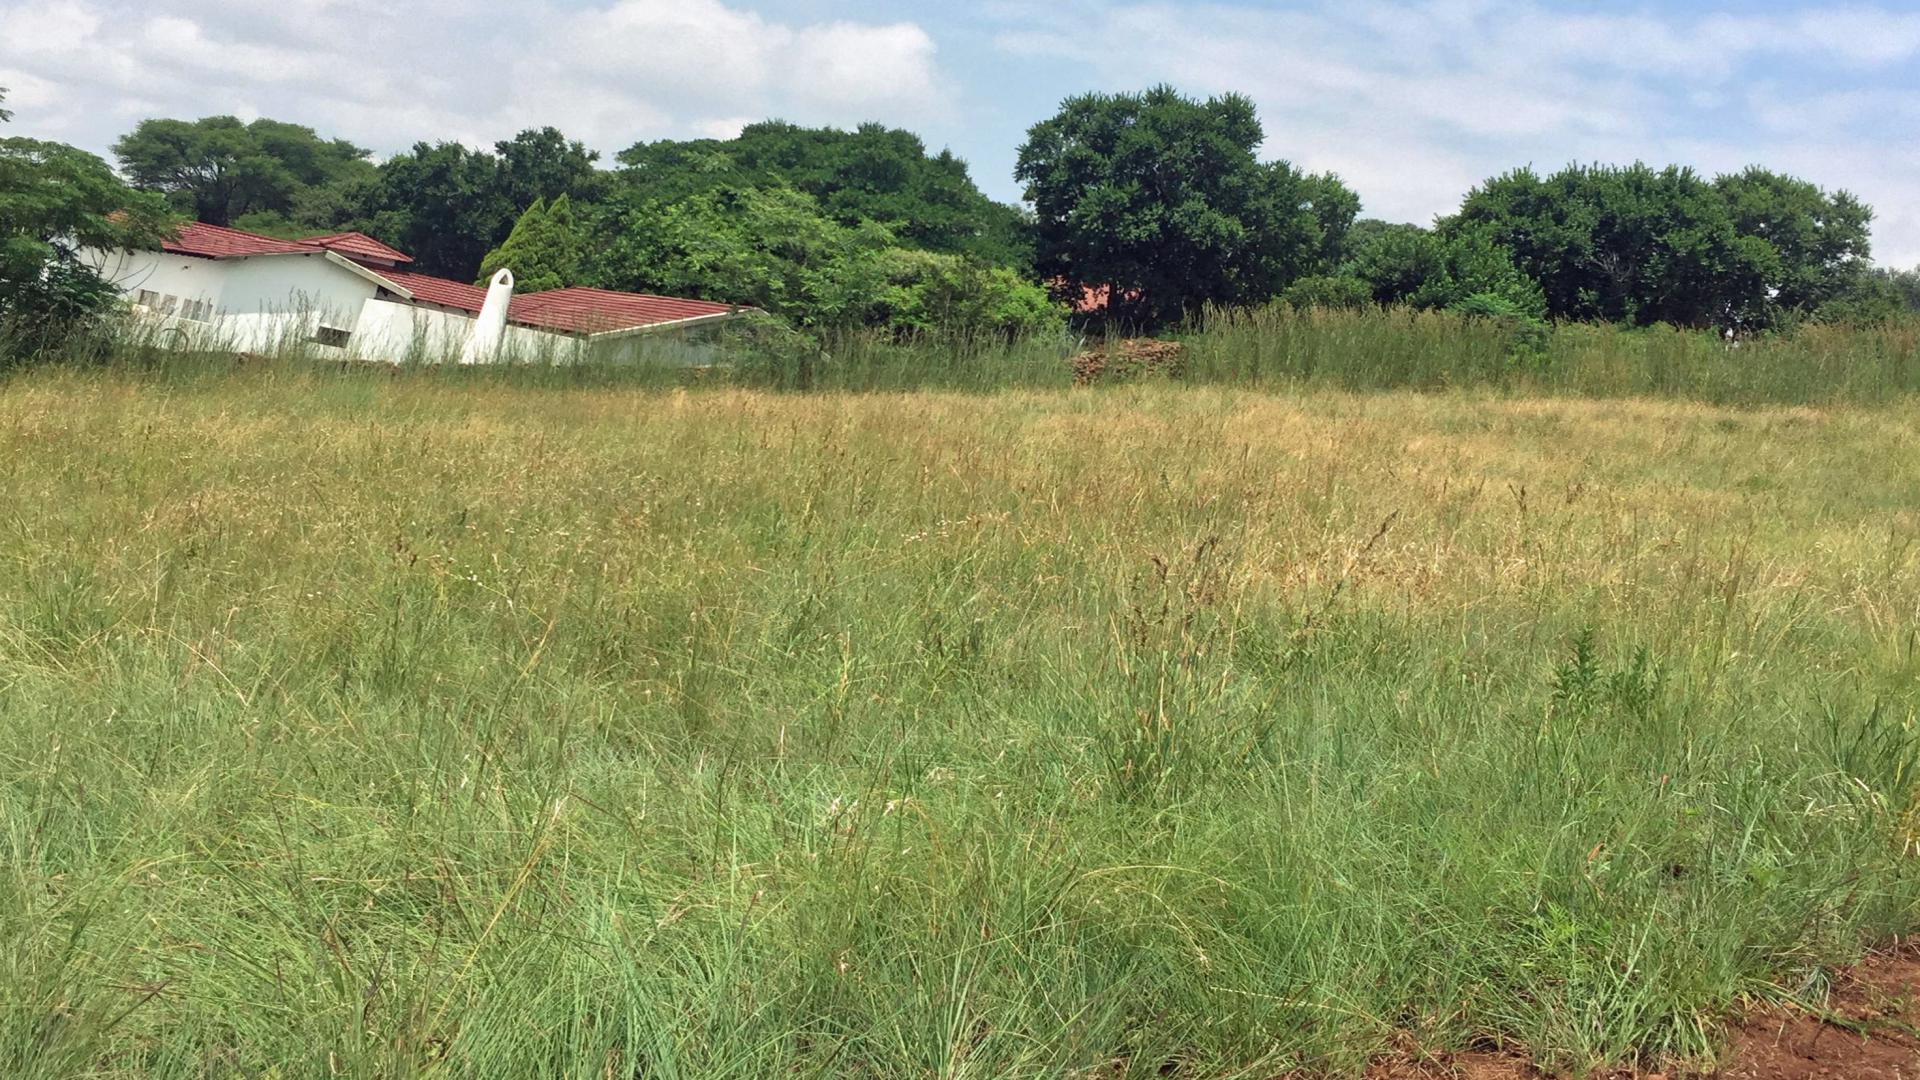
(1352, 946, 1920, 1080)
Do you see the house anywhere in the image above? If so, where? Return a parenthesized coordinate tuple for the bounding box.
(83, 222, 747, 364)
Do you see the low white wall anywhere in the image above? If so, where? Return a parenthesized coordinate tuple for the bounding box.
(348, 299, 588, 364)
(81, 248, 225, 316)
(216, 254, 374, 328)
(588, 327, 730, 366)
(85, 246, 738, 365)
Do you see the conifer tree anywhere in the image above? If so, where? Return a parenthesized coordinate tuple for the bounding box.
(477, 195, 581, 292)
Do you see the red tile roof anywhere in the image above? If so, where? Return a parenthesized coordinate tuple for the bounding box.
(374, 268, 490, 312)
(162, 221, 320, 259)
(510, 287, 737, 334)
(299, 232, 413, 264)
(156, 222, 739, 335)
(376, 274, 738, 335)
(1054, 280, 1143, 315)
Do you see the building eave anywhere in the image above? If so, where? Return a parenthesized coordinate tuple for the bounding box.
(322, 250, 413, 301)
(575, 308, 749, 342)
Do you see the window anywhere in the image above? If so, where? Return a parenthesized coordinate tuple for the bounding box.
(311, 326, 352, 348)
(156, 295, 178, 316)
(134, 289, 159, 309)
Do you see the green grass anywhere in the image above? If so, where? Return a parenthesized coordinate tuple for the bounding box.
(2, 358, 1919, 1077)
(15, 304, 1920, 404)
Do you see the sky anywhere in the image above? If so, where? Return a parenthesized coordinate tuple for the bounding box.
(4, 0, 1919, 265)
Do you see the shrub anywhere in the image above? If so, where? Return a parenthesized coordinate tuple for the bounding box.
(1280, 274, 1373, 310)
(2, 136, 173, 355)
(1450, 291, 1550, 361)
(869, 249, 1064, 339)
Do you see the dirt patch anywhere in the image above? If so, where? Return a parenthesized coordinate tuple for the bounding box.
(1361, 1051, 1543, 1079)
(1345, 947, 1920, 1080)
(1712, 948, 1920, 1080)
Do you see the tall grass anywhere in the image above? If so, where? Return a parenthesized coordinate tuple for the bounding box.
(14, 304, 1920, 405)
(1184, 305, 1920, 404)
(1, 369, 1918, 1077)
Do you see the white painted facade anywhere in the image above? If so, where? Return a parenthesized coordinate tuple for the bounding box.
(86, 248, 231, 321)
(85, 246, 380, 356)
(351, 299, 589, 364)
(83, 242, 738, 365)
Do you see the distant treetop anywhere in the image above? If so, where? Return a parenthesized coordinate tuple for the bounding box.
(614, 121, 1032, 269)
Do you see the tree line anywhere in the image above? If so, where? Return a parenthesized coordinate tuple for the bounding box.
(5, 82, 1918, 342)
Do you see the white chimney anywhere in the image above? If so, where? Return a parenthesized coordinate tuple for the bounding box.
(459, 268, 514, 365)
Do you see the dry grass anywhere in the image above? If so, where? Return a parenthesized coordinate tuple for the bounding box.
(2, 363, 1919, 1077)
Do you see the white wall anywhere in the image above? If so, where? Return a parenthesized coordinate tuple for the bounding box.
(214, 253, 376, 329)
(589, 326, 730, 366)
(351, 301, 736, 366)
(85, 248, 380, 356)
(86, 246, 738, 366)
(83, 248, 225, 317)
(84, 249, 374, 326)
(349, 299, 587, 364)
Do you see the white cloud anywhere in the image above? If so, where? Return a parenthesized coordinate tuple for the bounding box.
(0, 1, 101, 54)
(789, 22, 940, 110)
(0, 67, 57, 109)
(992, 0, 1920, 264)
(0, 0, 947, 158)
(696, 116, 760, 141)
(515, 1, 944, 143)
(5, 0, 1919, 267)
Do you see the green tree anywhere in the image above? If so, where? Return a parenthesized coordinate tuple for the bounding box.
(1016, 86, 1353, 328)
(1807, 264, 1920, 325)
(496, 128, 604, 213)
(359, 141, 512, 281)
(1713, 167, 1874, 315)
(2, 137, 173, 333)
(1345, 223, 1544, 315)
(591, 184, 892, 328)
(865, 249, 1063, 337)
(358, 129, 603, 281)
(615, 121, 1031, 268)
(590, 183, 1055, 336)
(1874, 266, 1920, 313)
(0, 87, 12, 124)
(1448, 163, 1785, 328)
(1344, 223, 1446, 305)
(112, 116, 373, 227)
(478, 195, 583, 292)
(1279, 274, 1373, 310)
(1302, 173, 1362, 272)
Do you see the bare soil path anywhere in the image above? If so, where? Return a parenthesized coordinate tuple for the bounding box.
(1356, 948, 1920, 1080)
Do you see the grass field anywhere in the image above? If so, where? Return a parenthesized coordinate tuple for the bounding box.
(3, 360, 1919, 1077)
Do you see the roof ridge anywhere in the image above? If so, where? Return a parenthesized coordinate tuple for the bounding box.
(295, 230, 413, 263)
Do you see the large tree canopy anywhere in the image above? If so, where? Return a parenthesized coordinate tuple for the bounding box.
(495, 128, 605, 216)
(1713, 167, 1873, 315)
(2, 137, 173, 331)
(588, 183, 1059, 337)
(1341, 221, 1544, 315)
(112, 116, 373, 228)
(1447, 162, 1869, 328)
(590, 184, 898, 328)
(1016, 86, 1356, 328)
(359, 131, 601, 281)
(616, 121, 1031, 268)
(478, 195, 583, 292)
(358, 142, 509, 282)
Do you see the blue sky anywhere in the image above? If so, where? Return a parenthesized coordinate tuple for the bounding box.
(5, 0, 1919, 263)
